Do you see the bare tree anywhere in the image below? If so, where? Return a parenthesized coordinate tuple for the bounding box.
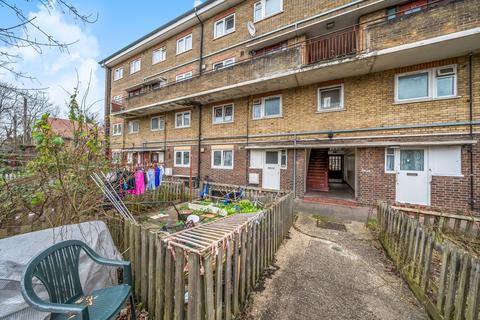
(0, 0, 98, 80)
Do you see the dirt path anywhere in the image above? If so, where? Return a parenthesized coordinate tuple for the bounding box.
(240, 213, 428, 320)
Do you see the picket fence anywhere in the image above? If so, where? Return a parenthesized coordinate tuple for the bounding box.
(378, 203, 480, 320)
(108, 192, 295, 320)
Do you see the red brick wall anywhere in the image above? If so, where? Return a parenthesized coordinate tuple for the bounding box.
(200, 145, 247, 185)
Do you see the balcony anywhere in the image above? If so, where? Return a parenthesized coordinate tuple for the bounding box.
(111, 0, 480, 118)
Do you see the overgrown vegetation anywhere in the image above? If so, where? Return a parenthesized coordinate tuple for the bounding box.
(366, 217, 379, 232)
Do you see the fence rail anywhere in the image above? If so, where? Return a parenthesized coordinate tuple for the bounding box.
(378, 203, 480, 320)
(108, 192, 295, 320)
(205, 181, 286, 204)
(306, 27, 361, 65)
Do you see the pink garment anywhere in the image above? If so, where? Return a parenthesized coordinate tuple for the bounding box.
(128, 170, 145, 195)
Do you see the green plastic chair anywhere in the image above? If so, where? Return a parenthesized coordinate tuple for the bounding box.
(21, 240, 135, 320)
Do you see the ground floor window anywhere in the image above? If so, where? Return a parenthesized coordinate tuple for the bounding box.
(212, 149, 233, 169)
(385, 148, 395, 173)
(175, 150, 190, 167)
(112, 151, 121, 164)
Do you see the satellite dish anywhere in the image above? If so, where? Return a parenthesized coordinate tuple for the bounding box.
(247, 21, 256, 37)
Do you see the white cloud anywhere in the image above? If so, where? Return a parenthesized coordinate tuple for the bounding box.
(0, 5, 104, 120)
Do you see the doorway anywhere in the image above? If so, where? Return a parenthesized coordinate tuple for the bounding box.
(396, 148, 430, 206)
(262, 150, 281, 190)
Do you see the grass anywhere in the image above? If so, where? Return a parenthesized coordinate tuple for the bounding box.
(366, 217, 379, 232)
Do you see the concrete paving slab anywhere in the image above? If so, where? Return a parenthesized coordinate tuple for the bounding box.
(240, 213, 428, 320)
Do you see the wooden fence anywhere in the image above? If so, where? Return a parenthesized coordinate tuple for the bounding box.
(205, 181, 286, 205)
(378, 203, 480, 320)
(108, 192, 295, 320)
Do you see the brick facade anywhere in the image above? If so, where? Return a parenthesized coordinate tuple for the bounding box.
(103, 0, 480, 212)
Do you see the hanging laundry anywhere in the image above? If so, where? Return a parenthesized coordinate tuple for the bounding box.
(147, 166, 156, 191)
(155, 164, 164, 187)
(128, 170, 145, 195)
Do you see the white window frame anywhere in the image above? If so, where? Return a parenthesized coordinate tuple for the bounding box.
(174, 150, 191, 167)
(151, 116, 165, 131)
(130, 59, 141, 74)
(127, 152, 133, 164)
(128, 120, 139, 134)
(385, 147, 397, 173)
(176, 71, 193, 82)
(253, 0, 283, 22)
(112, 123, 122, 136)
(212, 104, 234, 124)
(317, 84, 344, 112)
(252, 95, 282, 120)
(213, 58, 235, 71)
(152, 47, 166, 64)
(175, 111, 191, 129)
(214, 13, 236, 39)
(211, 149, 234, 169)
(113, 95, 123, 104)
(394, 65, 457, 103)
(112, 151, 121, 164)
(176, 34, 192, 55)
(280, 149, 287, 169)
(114, 67, 123, 81)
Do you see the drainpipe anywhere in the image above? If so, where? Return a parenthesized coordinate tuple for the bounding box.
(468, 53, 477, 210)
(195, 8, 204, 75)
(104, 67, 112, 159)
(197, 103, 202, 188)
(293, 134, 297, 197)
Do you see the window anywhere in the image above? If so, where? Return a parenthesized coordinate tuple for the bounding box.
(429, 146, 462, 176)
(280, 150, 287, 169)
(400, 150, 424, 171)
(318, 84, 344, 111)
(253, 0, 283, 22)
(176, 71, 193, 82)
(130, 59, 141, 74)
(174, 150, 190, 167)
(112, 151, 121, 164)
(152, 47, 166, 64)
(151, 117, 165, 131)
(112, 123, 122, 136)
(212, 149, 234, 169)
(213, 104, 234, 124)
(128, 120, 139, 134)
(127, 152, 133, 164)
(113, 95, 123, 104)
(386, 7, 397, 20)
(175, 111, 191, 128)
(395, 65, 457, 103)
(176, 34, 192, 54)
(213, 58, 235, 71)
(385, 148, 395, 173)
(252, 95, 282, 119)
(214, 14, 235, 38)
(114, 67, 123, 80)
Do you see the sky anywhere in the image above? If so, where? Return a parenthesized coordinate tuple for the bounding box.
(0, 0, 202, 119)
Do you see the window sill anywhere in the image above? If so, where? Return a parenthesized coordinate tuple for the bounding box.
(213, 30, 236, 41)
(128, 132, 139, 135)
(113, 78, 123, 82)
(152, 60, 166, 66)
(174, 165, 191, 168)
(252, 115, 283, 121)
(176, 48, 192, 56)
(130, 70, 140, 75)
(393, 96, 461, 105)
(316, 108, 345, 114)
(212, 121, 234, 125)
(112, 134, 122, 137)
(432, 173, 464, 178)
(254, 10, 284, 24)
(212, 166, 234, 170)
(151, 129, 165, 132)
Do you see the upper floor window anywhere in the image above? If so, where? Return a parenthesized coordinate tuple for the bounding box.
(175, 111, 191, 128)
(213, 58, 235, 71)
(130, 59, 141, 74)
(112, 123, 122, 136)
(113, 95, 123, 104)
(395, 65, 457, 103)
(213, 104, 234, 124)
(212, 149, 234, 169)
(252, 95, 282, 119)
(214, 14, 235, 39)
(254, 0, 283, 22)
(114, 67, 123, 81)
(128, 120, 139, 134)
(152, 47, 166, 64)
(176, 71, 193, 82)
(151, 116, 165, 131)
(318, 84, 344, 112)
(176, 34, 192, 55)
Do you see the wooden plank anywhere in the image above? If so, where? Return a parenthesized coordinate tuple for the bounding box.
(454, 252, 471, 320)
(437, 243, 450, 313)
(173, 246, 185, 320)
(187, 252, 200, 320)
(421, 234, 434, 291)
(140, 228, 149, 305)
(240, 228, 247, 305)
(204, 255, 215, 320)
(392, 206, 480, 223)
(416, 229, 426, 280)
(215, 244, 224, 320)
(465, 260, 480, 320)
(148, 232, 156, 312)
(252, 221, 257, 286)
(155, 239, 165, 320)
(164, 248, 174, 320)
(232, 232, 240, 315)
(225, 238, 233, 320)
(444, 249, 459, 319)
(246, 224, 252, 296)
(134, 224, 141, 299)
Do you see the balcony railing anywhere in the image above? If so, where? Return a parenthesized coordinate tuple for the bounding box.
(306, 27, 361, 65)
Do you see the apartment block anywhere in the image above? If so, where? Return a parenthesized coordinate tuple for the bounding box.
(100, 0, 480, 211)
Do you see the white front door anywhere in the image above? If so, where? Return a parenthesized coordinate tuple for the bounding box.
(263, 151, 281, 190)
(396, 149, 430, 205)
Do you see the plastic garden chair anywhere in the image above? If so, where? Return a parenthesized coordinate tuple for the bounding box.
(21, 240, 135, 320)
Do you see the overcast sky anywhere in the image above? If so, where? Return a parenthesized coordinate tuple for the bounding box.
(0, 0, 200, 120)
